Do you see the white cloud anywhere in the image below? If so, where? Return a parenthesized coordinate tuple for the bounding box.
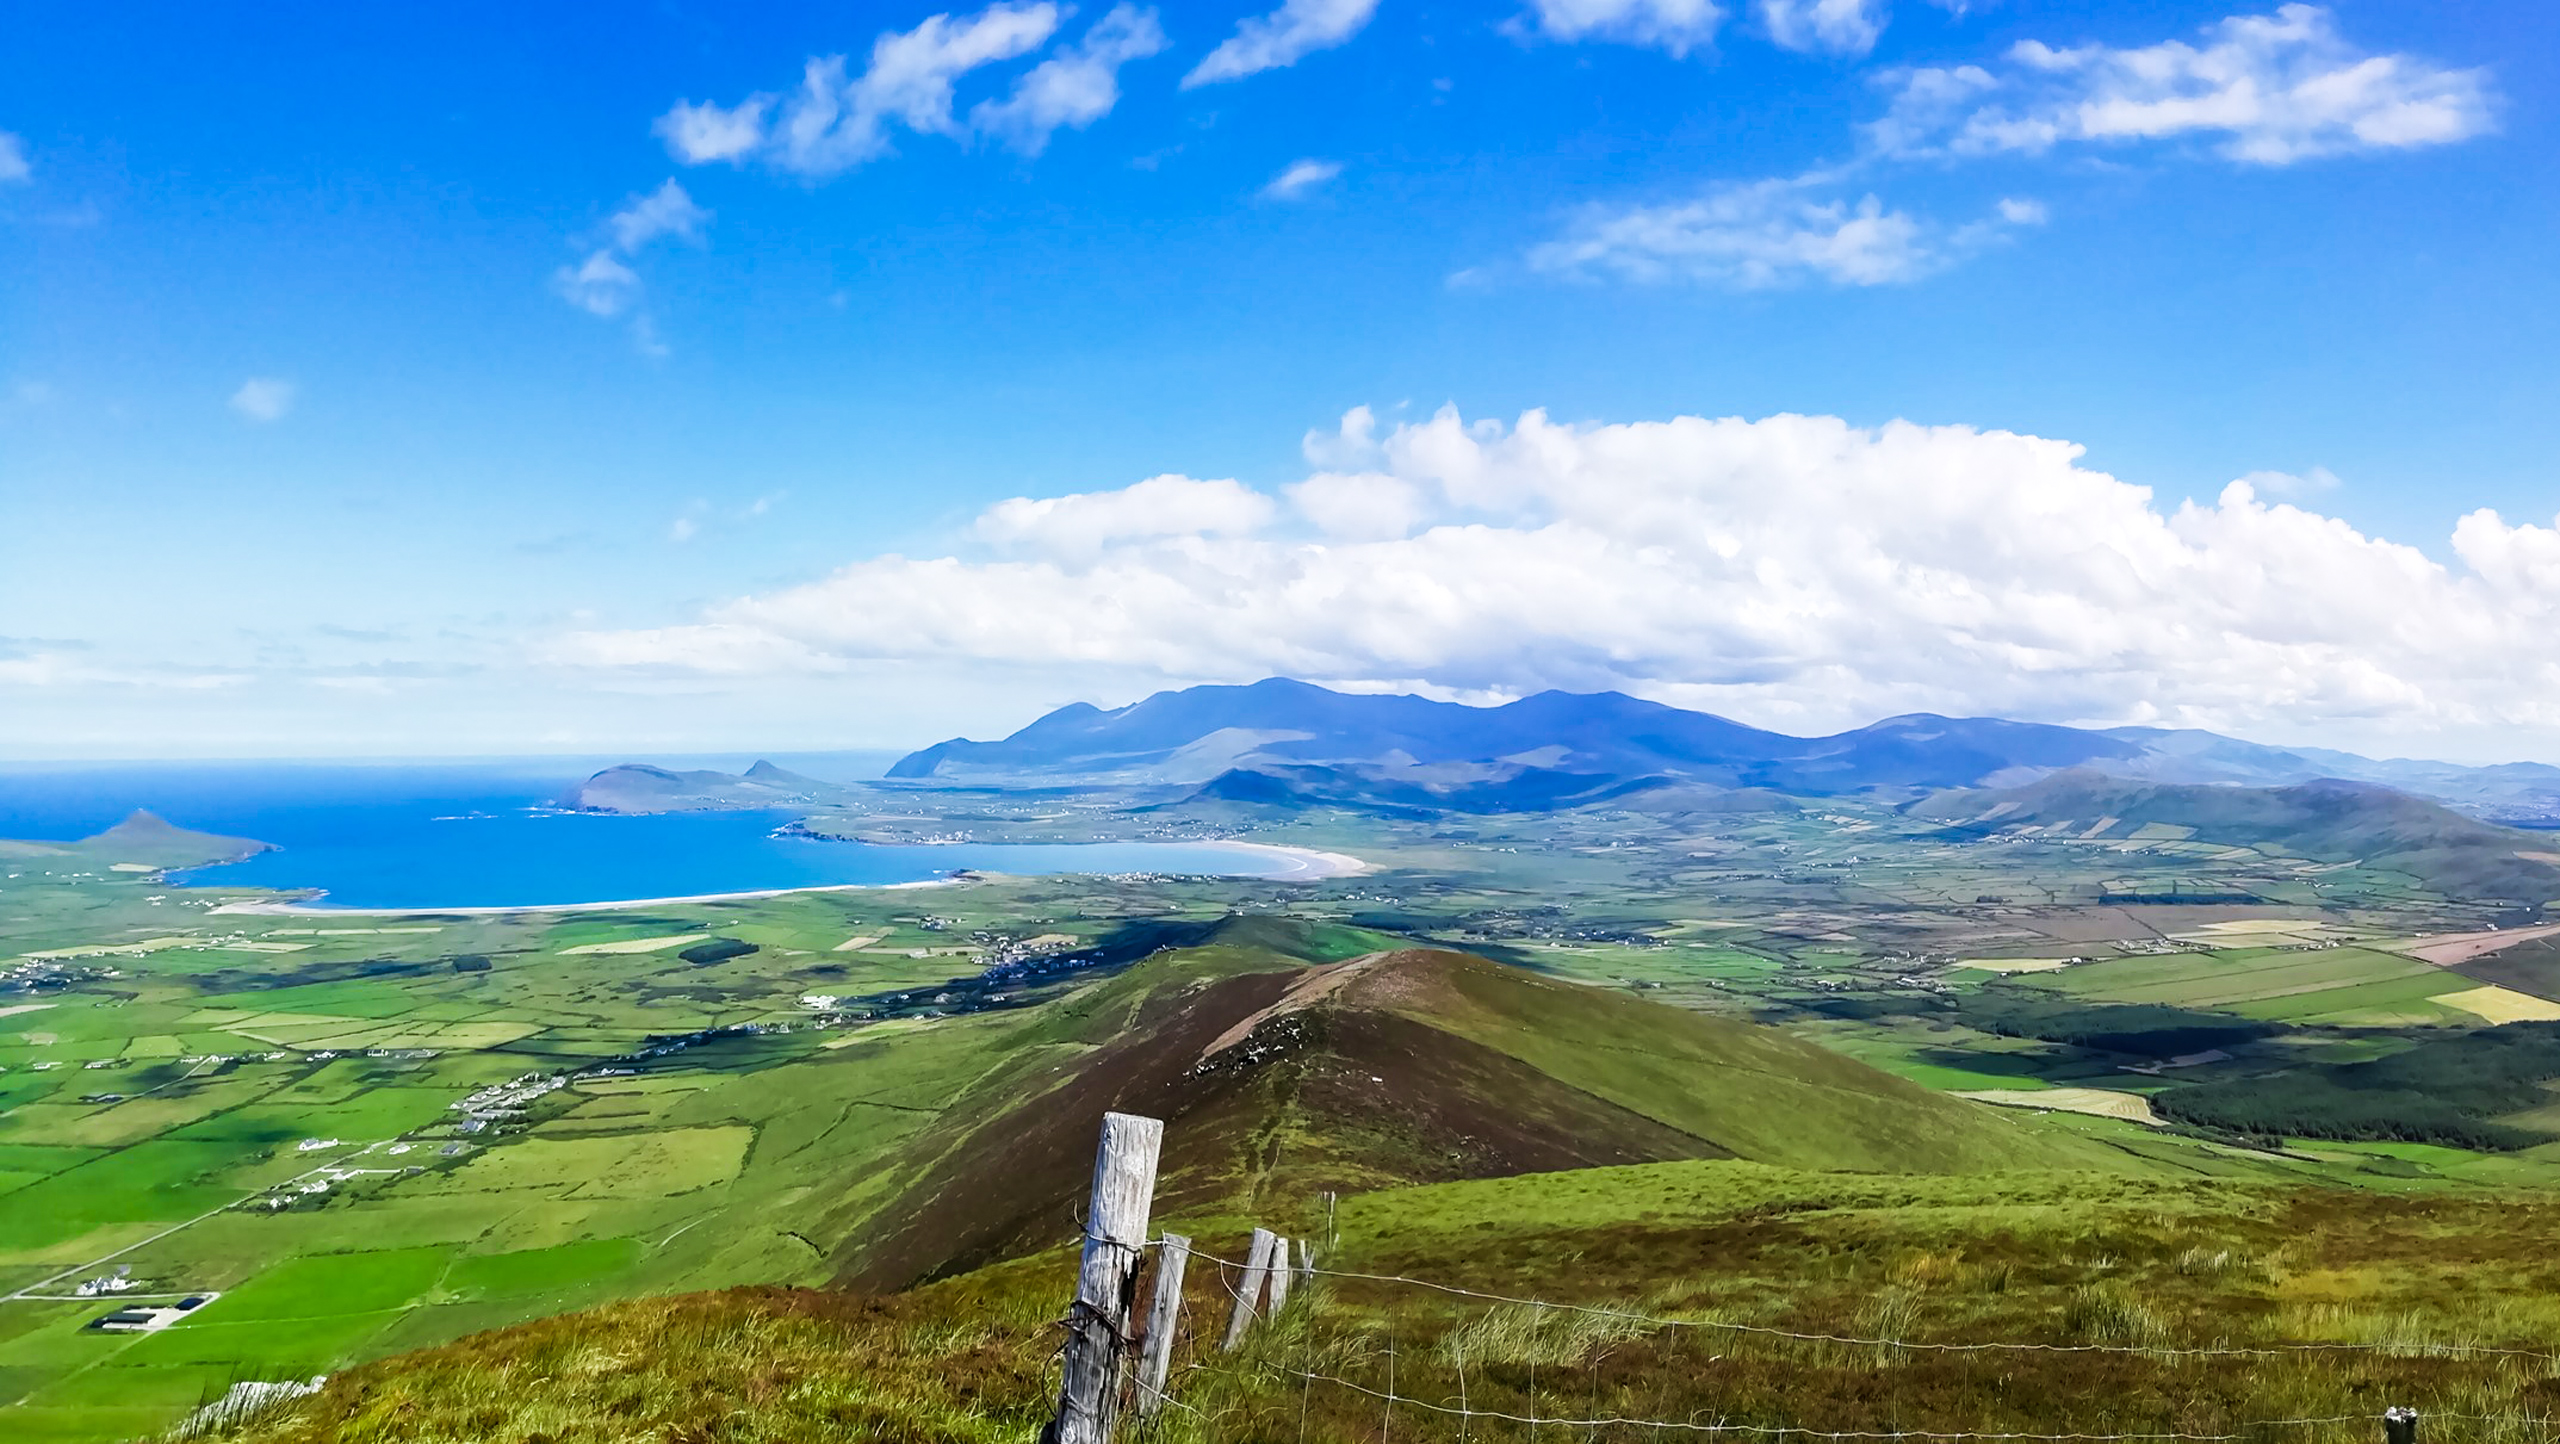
(1262, 157, 1343, 199)
(1758, 0, 1883, 57)
(554, 181, 708, 335)
(608, 179, 712, 252)
(1302, 404, 1383, 469)
(1528, 175, 1950, 288)
(0, 132, 29, 184)
(1184, 0, 1379, 88)
(554, 405, 2560, 741)
(1522, 171, 2046, 288)
(1518, 0, 1725, 58)
(1871, 4, 2494, 165)
(656, 97, 774, 164)
(228, 378, 296, 423)
(663, 4, 1064, 177)
(2238, 465, 2340, 498)
(1287, 471, 1430, 540)
(977, 474, 1277, 560)
(972, 6, 1168, 155)
(553, 250, 644, 318)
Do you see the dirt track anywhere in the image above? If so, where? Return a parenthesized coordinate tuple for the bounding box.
(2387, 922, 2560, 967)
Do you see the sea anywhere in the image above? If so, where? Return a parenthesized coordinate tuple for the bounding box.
(0, 758, 1298, 910)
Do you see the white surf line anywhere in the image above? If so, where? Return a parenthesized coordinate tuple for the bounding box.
(205, 842, 1372, 917)
(4, 1142, 389, 1303)
(209, 878, 966, 918)
(1195, 839, 1373, 879)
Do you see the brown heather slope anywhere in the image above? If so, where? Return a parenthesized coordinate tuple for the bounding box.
(830, 941, 2090, 1290)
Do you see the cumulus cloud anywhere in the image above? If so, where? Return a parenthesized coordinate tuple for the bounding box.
(977, 474, 1277, 560)
(0, 132, 29, 184)
(228, 378, 296, 423)
(972, 6, 1168, 155)
(1518, 0, 1725, 58)
(1525, 174, 2039, 288)
(1287, 471, 1431, 540)
(1184, 0, 1380, 88)
(1758, 0, 1884, 57)
(1871, 4, 2494, 165)
(1263, 157, 1343, 199)
(554, 405, 2560, 741)
(658, 3, 1065, 176)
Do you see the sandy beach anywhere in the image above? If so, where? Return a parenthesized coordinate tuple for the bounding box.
(1193, 839, 1373, 879)
(203, 838, 1371, 917)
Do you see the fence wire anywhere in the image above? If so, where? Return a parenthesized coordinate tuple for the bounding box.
(1156, 1238, 2559, 1366)
(1114, 1236, 2560, 1443)
(1283, 1369, 2383, 1444)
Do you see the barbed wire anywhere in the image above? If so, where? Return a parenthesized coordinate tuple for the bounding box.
(1282, 1370, 2389, 1444)
(1153, 1237, 2555, 1366)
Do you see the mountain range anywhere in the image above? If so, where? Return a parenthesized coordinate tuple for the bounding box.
(887, 678, 2560, 823)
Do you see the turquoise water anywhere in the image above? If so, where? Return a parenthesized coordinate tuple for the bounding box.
(1, 764, 1291, 909)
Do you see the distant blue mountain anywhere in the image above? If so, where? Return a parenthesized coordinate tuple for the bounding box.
(886, 678, 2560, 823)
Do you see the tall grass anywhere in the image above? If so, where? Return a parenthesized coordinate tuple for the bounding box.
(197, 1180, 2560, 1444)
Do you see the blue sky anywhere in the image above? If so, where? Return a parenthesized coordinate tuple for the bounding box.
(3, 1, 2556, 761)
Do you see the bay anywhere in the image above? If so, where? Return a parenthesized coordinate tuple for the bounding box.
(0, 762, 1298, 910)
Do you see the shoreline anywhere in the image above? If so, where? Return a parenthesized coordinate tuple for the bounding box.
(1192, 838, 1373, 880)
(204, 838, 1371, 917)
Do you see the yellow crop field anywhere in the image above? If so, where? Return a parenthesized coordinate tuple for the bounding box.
(1956, 1087, 2162, 1125)
(2437, 985, 2560, 1025)
(561, 933, 704, 955)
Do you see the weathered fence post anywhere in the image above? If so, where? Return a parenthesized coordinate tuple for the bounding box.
(1266, 1235, 1294, 1313)
(1041, 1112, 1164, 1444)
(1222, 1226, 1280, 1349)
(1295, 1237, 1314, 1285)
(1135, 1232, 1189, 1419)
(2384, 1408, 2419, 1444)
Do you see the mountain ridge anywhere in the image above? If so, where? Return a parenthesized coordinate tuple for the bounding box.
(884, 678, 2560, 821)
(1907, 768, 2560, 904)
(827, 921, 2083, 1290)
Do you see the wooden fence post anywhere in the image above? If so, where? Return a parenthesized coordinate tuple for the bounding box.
(1295, 1237, 1314, 1285)
(1135, 1232, 1189, 1419)
(1266, 1236, 1294, 1314)
(2384, 1408, 2418, 1444)
(1222, 1227, 1279, 1350)
(1041, 1112, 1164, 1444)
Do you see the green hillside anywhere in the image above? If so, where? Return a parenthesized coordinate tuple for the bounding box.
(1910, 768, 2560, 903)
(829, 925, 2096, 1289)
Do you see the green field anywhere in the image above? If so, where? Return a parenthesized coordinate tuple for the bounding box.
(5, 789, 2554, 1440)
